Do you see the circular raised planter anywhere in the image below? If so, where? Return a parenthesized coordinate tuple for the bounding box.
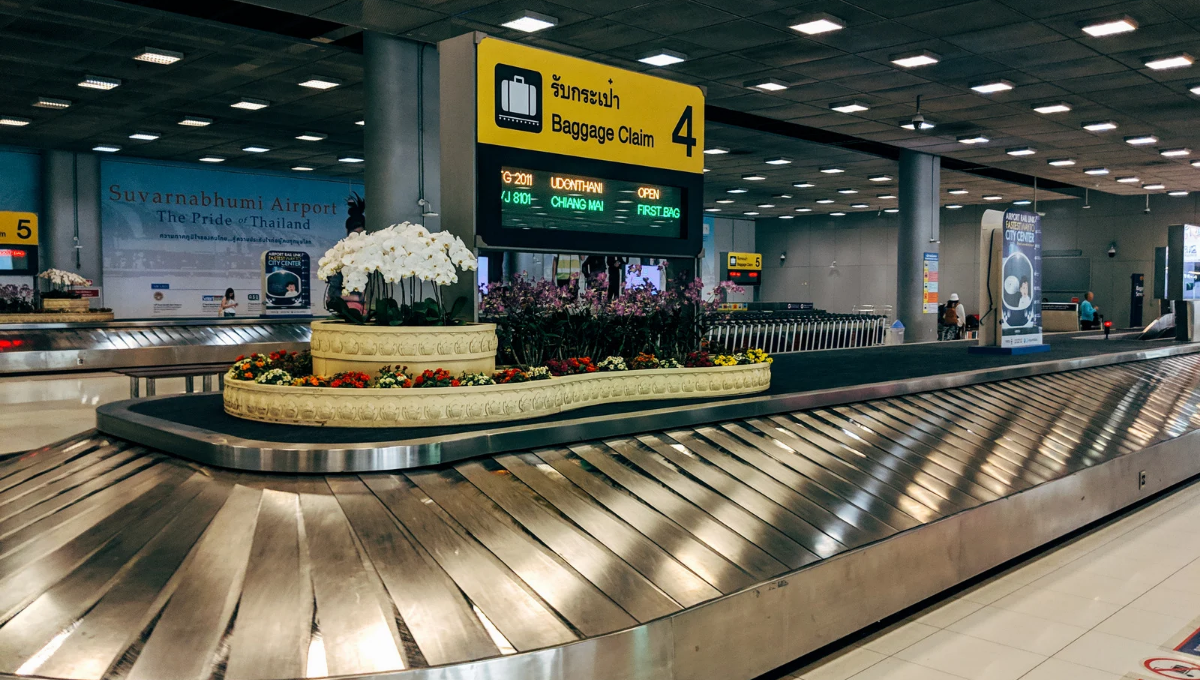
(41, 298, 90, 313)
(224, 362, 772, 428)
(309, 320, 498, 376)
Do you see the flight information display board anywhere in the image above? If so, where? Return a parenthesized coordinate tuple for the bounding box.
(499, 167, 683, 238)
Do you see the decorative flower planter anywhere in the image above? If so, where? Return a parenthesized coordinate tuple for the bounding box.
(0, 311, 114, 324)
(309, 320, 499, 377)
(224, 362, 771, 428)
(41, 298, 90, 313)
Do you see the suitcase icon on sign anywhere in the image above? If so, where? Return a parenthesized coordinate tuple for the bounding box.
(495, 64, 542, 132)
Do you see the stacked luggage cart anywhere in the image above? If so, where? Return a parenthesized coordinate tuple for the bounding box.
(706, 309, 889, 353)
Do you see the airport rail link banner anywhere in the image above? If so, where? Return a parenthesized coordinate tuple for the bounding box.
(101, 159, 361, 318)
(999, 209, 1043, 348)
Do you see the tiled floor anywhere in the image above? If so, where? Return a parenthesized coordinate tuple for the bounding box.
(0, 372, 184, 454)
(790, 478, 1200, 680)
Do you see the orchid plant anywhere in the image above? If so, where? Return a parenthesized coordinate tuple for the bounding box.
(318, 222, 477, 326)
(38, 268, 90, 299)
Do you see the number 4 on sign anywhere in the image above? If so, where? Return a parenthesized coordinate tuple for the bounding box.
(672, 106, 697, 157)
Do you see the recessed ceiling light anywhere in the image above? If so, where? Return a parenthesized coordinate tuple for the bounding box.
(742, 173, 767, 181)
(794, 182, 815, 188)
(775, 193, 793, 199)
(779, 215, 794, 219)
(757, 203, 775, 208)
(837, 188, 858, 194)
(1082, 16, 1138, 37)
(877, 193, 897, 199)
(946, 204, 964, 209)
(1161, 147, 1191, 157)
(639, 49, 687, 67)
(1007, 147, 1036, 156)
(884, 208, 899, 213)
(1145, 54, 1193, 70)
(746, 78, 788, 92)
(795, 207, 812, 213)
(727, 187, 748, 193)
(1032, 102, 1072, 114)
(971, 79, 1014, 94)
(716, 199, 735, 204)
(820, 167, 844, 174)
(957, 133, 990, 144)
(830, 101, 869, 113)
(338, 157, 364, 163)
(1125, 134, 1158, 145)
(242, 145, 269, 153)
(703, 168, 710, 173)
(78, 75, 120, 90)
(292, 166, 314, 172)
(1193, 160, 1200, 168)
(948, 188, 969, 195)
(355, 120, 364, 126)
(705, 208, 721, 212)
(32, 97, 70, 109)
(128, 131, 160, 141)
(743, 211, 760, 216)
(1144, 183, 1166, 190)
(178, 116, 212, 127)
(296, 132, 328, 142)
(1013, 199, 1032, 205)
(790, 13, 845, 35)
(983, 195, 1003, 201)
(850, 203, 869, 209)
(501, 10, 558, 32)
(764, 156, 792, 165)
(0, 116, 31, 127)
(891, 50, 940, 68)
(816, 198, 835, 204)
(299, 76, 341, 90)
(1083, 120, 1118, 132)
(830, 212, 846, 216)
(900, 119, 935, 130)
(199, 156, 225, 163)
(231, 97, 269, 111)
(92, 145, 120, 153)
(1116, 176, 1140, 183)
(134, 47, 183, 65)
(1048, 158, 1076, 167)
(703, 146, 730, 155)
(1084, 167, 1110, 175)
(869, 175, 893, 182)
(1169, 190, 1190, 196)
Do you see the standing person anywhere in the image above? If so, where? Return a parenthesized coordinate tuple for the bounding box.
(1080, 291, 1100, 330)
(219, 288, 238, 317)
(942, 293, 966, 340)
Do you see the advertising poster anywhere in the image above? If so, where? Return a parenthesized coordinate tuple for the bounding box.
(922, 252, 938, 313)
(101, 158, 361, 319)
(1182, 224, 1200, 300)
(999, 210, 1043, 348)
(261, 250, 311, 316)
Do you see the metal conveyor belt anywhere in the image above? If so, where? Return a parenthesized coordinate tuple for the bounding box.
(1, 354, 1200, 680)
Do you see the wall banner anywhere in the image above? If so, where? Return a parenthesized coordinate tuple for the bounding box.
(101, 158, 360, 318)
(922, 252, 939, 313)
(261, 250, 311, 316)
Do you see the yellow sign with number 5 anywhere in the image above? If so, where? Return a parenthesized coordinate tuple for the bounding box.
(0, 212, 37, 246)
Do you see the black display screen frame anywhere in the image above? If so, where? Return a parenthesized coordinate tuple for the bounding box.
(476, 143, 703, 258)
(0, 244, 37, 275)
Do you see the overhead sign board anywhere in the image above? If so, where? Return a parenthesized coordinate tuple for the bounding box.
(477, 37, 705, 174)
(727, 252, 762, 270)
(0, 211, 38, 245)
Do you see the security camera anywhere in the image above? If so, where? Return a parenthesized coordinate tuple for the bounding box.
(1143, 206, 1152, 215)
(779, 252, 787, 263)
(1107, 243, 1117, 258)
(910, 112, 926, 129)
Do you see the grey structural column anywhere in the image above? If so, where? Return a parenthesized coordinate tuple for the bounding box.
(897, 149, 940, 342)
(41, 150, 102, 291)
(363, 31, 440, 232)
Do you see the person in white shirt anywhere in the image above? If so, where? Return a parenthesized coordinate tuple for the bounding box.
(943, 293, 966, 340)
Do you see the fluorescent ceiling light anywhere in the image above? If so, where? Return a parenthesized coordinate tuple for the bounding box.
(355, 119, 364, 126)
(869, 175, 892, 182)
(705, 208, 721, 212)
(296, 132, 328, 142)
(715, 199, 735, 204)
(830, 212, 846, 216)
(726, 188, 748, 194)
(78, 75, 120, 90)
(795, 207, 812, 212)
(1048, 158, 1076, 167)
(128, 131, 160, 141)
(775, 194, 793, 199)
(1193, 160, 1200, 168)
(1161, 147, 1191, 157)
(199, 156, 225, 163)
(1125, 134, 1158, 145)
(92, 145, 120, 153)
(1013, 199, 1032, 205)
(501, 10, 558, 32)
(742, 173, 767, 181)
(299, 76, 341, 90)
(891, 50, 939, 68)
(1144, 183, 1166, 190)
(1082, 16, 1137, 37)
(819, 167, 844, 174)
(1116, 176, 1140, 183)
(957, 134, 990, 144)
(830, 101, 869, 113)
(178, 116, 212, 127)
(639, 49, 687, 67)
(1083, 120, 1118, 131)
(816, 198, 835, 204)
(946, 204, 964, 209)
(1007, 147, 1036, 156)
(764, 156, 792, 165)
(794, 182, 815, 188)
(703, 168, 710, 173)
(242, 145, 269, 153)
(0, 116, 31, 127)
(837, 188, 858, 194)
(757, 203, 775, 208)
(948, 188, 969, 195)
(1032, 102, 1072, 114)
(1084, 167, 1110, 175)
(850, 203, 869, 209)
(877, 194, 897, 199)
(1169, 190, 1189, 196)
(983, 195, 1003, 201)
(32, 97, 70, 109)
(971, 79, 1014, 94)
(134, 47, 183, 65)
(292, 166, 314, 171)
(746, 78, 787, 91)
(900, 119, 935, 130)
(790, 14, 844, 35)
(779, 215, 794, 219)
(1145, 54, 1193, 70)
(884, 208, 899, 213)
(703, 146, 729, 155)
(339, 156, 364, 163)
(743, 211, 760, 216)
(231, 97, 269, 111)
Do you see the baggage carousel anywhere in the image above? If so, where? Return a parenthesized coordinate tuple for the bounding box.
(2, 340, 1200, 680)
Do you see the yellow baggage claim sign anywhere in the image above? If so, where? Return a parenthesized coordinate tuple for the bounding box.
(477, 38, 705, 174)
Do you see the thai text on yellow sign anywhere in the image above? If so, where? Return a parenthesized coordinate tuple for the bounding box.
(727, 252, 762, 270)
(477, 37, 705, 174)
(0, 212, 37, 245)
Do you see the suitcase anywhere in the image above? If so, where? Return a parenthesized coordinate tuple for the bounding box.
(501, 75, 537, 116)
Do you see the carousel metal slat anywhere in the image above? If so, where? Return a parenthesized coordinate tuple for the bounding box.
(0, 446, 143, 525)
